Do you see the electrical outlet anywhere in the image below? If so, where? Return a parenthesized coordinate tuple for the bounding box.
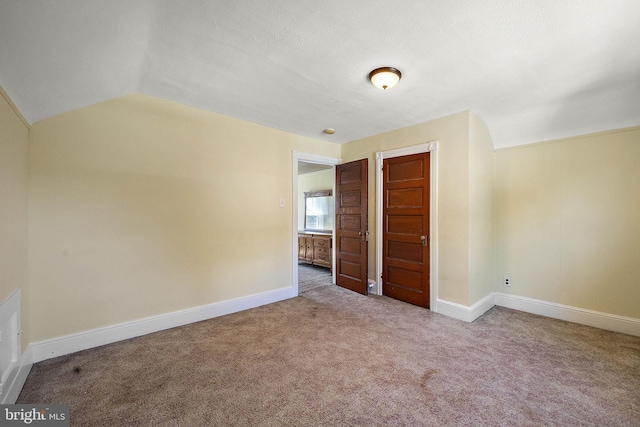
(503, 276, 511, 287)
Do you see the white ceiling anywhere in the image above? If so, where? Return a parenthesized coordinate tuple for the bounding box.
(298, 161, 332, 175)
(1, 0, 639, 149)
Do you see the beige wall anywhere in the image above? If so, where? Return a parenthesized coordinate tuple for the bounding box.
(0, 88, 30, 349)
(28, 94, 340, 341)
(341, 110, 494, 306)
(495, 127, 640, 318)
(468, 111, 495, 303)
(297, 168, 333, 231)
(16, 85, 638, 347)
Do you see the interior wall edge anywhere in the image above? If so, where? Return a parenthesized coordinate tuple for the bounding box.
(493, 124, 640, 152)
(0, 85, 30, 129)
(437, 292, 495, 323)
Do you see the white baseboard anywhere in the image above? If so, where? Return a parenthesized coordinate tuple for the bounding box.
(2, 346, 33, 404)
(495, 293, 640, 337)
(436, 292, 495, 323)
(31, 286, 296, 364)
(436, 292, 640, 337)
(10, 287, 639, 403)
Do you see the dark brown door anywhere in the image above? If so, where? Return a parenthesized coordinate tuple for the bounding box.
(335, 159, 368, 295)
(382, 152, 430, 308)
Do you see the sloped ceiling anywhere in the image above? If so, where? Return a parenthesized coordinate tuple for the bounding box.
(1, 0, 639, 148)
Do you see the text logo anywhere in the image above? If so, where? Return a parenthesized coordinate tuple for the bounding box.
(1, 405, 69, 426)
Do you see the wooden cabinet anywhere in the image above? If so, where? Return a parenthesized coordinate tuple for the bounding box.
(312, 235, 331, 268)
(298, 235, 313, 263)
(298, 233, 332, 269)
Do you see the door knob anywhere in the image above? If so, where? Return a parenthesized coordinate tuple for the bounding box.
(420, 235, 427, 246)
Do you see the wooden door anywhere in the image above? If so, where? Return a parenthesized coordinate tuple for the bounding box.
(382, 152, 430, 308)
(335, 159, 368, 295)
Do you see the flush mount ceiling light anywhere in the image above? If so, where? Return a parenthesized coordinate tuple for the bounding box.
(369, 67, 402, 90)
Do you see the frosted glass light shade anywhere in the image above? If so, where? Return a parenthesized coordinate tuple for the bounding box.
(369, 67, 401, 90)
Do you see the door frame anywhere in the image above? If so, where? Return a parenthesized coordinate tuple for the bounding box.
(292, 151, 342, 296)
(375, 141, 439, 312)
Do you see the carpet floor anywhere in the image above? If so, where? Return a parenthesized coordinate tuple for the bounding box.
(298, 263, 332, 293)
(17, 285, 640, 426)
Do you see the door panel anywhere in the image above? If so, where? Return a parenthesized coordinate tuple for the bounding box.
(339, 214, 362, 231)
(388, 188, 424, 207)
(387, 241, 423, 262)
(335, 159, 368, 295)
(387, 159, 424, 181)
(387, 267, 422, 290)
(339, 236, 362, 256)
(339, 191, 362, 207)
(387, 216, 424, 234)
(383, 152, 430, 308)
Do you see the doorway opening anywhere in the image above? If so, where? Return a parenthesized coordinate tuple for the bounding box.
(292, 152, 341, 296)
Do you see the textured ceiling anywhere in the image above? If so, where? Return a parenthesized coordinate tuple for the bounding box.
(1, 0, 639, 148)
(298, 161, 333, 175)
